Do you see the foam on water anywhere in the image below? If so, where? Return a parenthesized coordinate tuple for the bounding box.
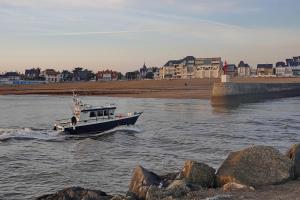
(0, 125, 142, 142)
(0, 127, 64, 142)
(110, 125, 142, 133)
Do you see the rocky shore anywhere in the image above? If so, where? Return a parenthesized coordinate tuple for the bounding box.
(36, 144, 300, 200)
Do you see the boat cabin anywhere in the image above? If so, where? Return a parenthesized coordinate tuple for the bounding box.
(79, 106, 116, 122)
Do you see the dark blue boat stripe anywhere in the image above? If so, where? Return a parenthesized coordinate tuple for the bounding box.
(64, 114, 140, 135)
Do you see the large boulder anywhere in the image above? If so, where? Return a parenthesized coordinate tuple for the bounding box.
(216, 146, 294, 187)
(179, 160, 216, 188)
(36, 186, 111, 200)
(128, 165, 161, 200)
(286, 143, 300, 178)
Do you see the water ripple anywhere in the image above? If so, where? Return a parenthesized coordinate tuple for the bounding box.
(0, 95, 300, 200)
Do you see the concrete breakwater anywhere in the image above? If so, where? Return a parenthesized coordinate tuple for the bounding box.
(36, 144, 300, 200)
(211, 82, 300, 105)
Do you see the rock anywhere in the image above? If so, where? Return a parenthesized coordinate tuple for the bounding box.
(111, 195, 136, 200)
(179, 160, 216, 188)
(286, 143, 300, 178)
(35, 186, 112, 200)
(128, 165, 161, 200)
(222, 182, 255, 192)
(160, 172, 180, 187)
(216, 145, 294, 187)
(145, 180, 190, 200)
(204, 194, 233, 200)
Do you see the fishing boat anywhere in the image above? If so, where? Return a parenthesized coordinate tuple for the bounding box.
(53, 93, 142, 135)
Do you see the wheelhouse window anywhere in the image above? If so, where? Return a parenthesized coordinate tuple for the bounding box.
(90, 111, 96, 117)
(97, 110, 103, 116)
(103, 109, 109, 116)
(110, 109, 115, 115)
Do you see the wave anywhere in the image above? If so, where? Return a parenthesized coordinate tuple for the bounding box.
(110, 125, 142, 133)
(0, 127, 64, 142)
(0, 125, 142, 142)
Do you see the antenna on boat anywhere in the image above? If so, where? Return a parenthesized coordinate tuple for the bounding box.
(72, 90, 82, 118)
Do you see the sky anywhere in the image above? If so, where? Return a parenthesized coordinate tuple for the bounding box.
(0, 0, 300, 73)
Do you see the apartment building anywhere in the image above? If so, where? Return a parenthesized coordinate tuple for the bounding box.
(194, 57, 222, 78)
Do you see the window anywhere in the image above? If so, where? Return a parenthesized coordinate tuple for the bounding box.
(110, 109, 115, 115)
(97, 110, 103, 116)
(103, 109, 108, 116)
(90, 111, 96, 117)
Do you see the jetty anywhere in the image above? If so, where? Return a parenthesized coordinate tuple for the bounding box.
(211, 75, 300, 105)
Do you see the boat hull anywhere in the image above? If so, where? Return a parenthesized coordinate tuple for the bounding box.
(63, 113, 141, 135)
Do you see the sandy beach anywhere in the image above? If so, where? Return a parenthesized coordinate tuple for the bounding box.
(1, 77, 300, 99)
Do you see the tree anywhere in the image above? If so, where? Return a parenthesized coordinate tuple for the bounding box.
(145, 72, 154, 79)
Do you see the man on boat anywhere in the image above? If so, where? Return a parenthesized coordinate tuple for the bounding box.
(71, 116, 77, 126)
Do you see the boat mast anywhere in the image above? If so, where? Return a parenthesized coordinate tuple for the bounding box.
(72, 90, 82, 119)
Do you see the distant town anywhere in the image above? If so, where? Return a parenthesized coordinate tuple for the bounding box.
(0, 56, 300, 85)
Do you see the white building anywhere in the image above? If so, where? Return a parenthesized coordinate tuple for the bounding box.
(42, 69, 60, 83)
(174, 64, 188, 79)
(160, 56, 195, 79)
(275, 62, 293, 77)
(237, 61, 251, 77)
(194, 57, 222, 78)
(275, 67, 293, 77)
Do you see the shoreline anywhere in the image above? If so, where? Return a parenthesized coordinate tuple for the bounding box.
(0, 79, 215, 99)
(1, 77, 300, 99)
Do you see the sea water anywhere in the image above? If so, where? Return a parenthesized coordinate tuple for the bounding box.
(0, 95, 299, 199)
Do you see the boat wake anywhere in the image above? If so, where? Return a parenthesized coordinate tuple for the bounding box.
(0, 125, 142, 142)
(0, 127, 64, 142)
(110, 125, 142, 133)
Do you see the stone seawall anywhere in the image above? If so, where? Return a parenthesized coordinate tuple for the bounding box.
(211, 82, 300, 106)
(212, 82, 300, 97)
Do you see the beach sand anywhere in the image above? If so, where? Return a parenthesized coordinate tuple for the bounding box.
(1, 77, 300, 99)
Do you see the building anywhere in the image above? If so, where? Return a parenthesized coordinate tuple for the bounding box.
(174, 64, 188, 79)
(96, 70, 119, 81)
(60, 70, 73, 82)
(160, 56, 195, 79)
(150, 67, 160, 80)
(139, 63, 159, 80)
(160, 64, 175, 79)
(226, 64, 238, 77)
(0, 72, 21, 85)
(275, 62, 293, 77)
(143, 67, 159, 79)
(237, 61, 251, 77)
(257, 64, 274, 77)
(286, 56, 300, 76)
(4, 72, 21, 81)
(42, 69, 60, 83)
(125, 71, 140, 80)
(72, 67, 95, 81)
(139, 62, 148, 79)
(286, 56, 300, 67)
(194, 57, 222, 78)
(25, 68, 41, 80)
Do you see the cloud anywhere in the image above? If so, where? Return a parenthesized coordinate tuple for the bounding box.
(0, 0, 127, 9)
(47, 29, 160, 36)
